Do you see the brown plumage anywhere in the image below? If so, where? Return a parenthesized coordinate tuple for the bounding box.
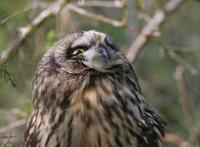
(24, 30, 165, 147)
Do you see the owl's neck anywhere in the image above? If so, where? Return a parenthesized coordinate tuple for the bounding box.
(33, 62, 120, 109)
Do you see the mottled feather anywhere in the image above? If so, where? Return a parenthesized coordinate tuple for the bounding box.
(24, 30, 165, 147)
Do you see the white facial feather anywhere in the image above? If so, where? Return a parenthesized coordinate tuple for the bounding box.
(71, 36, 90, 48)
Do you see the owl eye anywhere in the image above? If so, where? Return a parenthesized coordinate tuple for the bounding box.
(72, 48, 85, 55)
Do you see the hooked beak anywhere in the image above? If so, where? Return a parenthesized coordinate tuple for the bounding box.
(99, 47, 110, 61)
(82, 47, 111, 70)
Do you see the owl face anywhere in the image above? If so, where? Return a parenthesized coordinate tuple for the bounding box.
(53, 30, 126, 73)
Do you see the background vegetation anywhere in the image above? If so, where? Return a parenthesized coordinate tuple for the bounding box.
(0, 0, 199, 146)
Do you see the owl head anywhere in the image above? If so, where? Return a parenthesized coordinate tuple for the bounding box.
(43, 30, 128, 74)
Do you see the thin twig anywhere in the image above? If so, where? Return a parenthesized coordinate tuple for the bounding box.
(67, 3, 128, 27)
(174, 66, 194, 131)
(126, 0, 186, 62)
(169, 51, 198, 75)
(74, 0, 125, 8)
(126, 10, 165, 61)
(153, 39, 198, 75)
(0, 3, 50, 26)
(0, 119, 26, 134)
(0, 0, 69, 64)
(163, 133, 190, 147)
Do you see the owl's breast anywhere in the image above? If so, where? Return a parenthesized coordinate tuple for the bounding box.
(25, 77, 139, 147)
(25, 72, 158, 147)
(53, 79, 139, 147)
(53, 86, 138, 147)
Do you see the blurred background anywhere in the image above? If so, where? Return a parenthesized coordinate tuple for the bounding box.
(0, 0, 199, 146)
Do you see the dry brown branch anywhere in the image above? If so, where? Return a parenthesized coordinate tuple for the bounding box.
(163, 133, 190, 147)
(0, 0, 69, 64)
(126, 0, 186, 62)
(67, 3, 128, 27)
(164, 0, 185, 13)
(0, 119, 26, 134)
(74, 0, 125, 8)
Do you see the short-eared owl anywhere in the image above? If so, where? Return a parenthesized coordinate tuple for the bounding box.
(24, 30, 165, 147)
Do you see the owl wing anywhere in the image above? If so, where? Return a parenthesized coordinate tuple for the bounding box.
(124, 65, 165, 147)
(115, 89, 165, 147)
(135, 96, 165, 147)
(113, 64, 165, 147)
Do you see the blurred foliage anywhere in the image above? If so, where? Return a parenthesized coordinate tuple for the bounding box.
(0, 0, 200, 146)
(0, 64, 16, 88)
